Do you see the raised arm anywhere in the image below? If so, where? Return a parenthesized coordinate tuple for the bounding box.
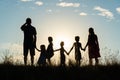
(21, 23, 27, 31)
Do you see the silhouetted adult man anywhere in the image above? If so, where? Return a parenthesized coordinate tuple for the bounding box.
(21, 18, 37, 65)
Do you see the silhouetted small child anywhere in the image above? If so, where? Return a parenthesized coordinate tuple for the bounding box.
(37, 45, 47, 66)
(69, 36, 85, 66)
(54, 41, 68, 66)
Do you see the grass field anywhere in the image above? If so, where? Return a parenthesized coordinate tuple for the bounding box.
(0, 48, 119, 80)
(0, 64, 120, 80)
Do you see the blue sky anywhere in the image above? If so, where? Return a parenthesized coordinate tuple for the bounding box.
(0, 0, 120, 64)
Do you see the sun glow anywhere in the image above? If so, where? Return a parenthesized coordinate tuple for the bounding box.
(54, 34, 72, 51)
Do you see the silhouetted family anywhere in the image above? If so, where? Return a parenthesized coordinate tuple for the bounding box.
(21, 18, 101, 66)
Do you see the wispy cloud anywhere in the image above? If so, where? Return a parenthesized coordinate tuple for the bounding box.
(20, 0, 33, 2)
(57, 2, 80, 7)
(46, 9, 53, 14)
(47, 9, 52, 12)
(59, 0, 63, 2)
(116, 7, 120, 14)
(94, 6, 114, 19)
(79, 12, 87, 16)
(35, 1, 43, 6)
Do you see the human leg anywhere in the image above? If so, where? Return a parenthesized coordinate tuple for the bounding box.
(23, 45, 28, 65)
(30, 48, 35, 66)
(47, 58, 51, 65)
(75, 59, 81, 67)
(95, 58, 99, 65)
(89, 58, 93, 65)
(78, 60, 81, 66)
(31, 55, 34, 66)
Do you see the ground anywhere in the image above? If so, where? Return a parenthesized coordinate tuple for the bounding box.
(0, 64, 120, 80)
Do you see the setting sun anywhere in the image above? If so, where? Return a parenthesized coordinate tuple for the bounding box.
(54, 34, 72, 50)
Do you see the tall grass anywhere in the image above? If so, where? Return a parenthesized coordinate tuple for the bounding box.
(100, 47, 120, 65)
(0, 47, 120, 66)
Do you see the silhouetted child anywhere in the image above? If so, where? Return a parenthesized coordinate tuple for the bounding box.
(54, 41, 68, 66)
(37, 45, 47, 66)
(69, 36, 84, 66)
(46, 36, 54, 65)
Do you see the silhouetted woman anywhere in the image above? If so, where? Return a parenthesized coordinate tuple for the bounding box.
(84, 27, 100, 65)
(46, 36, 54, 65)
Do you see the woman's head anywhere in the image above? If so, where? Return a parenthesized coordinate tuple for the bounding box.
(89, 27, 94, 34)
(48, 36, 53, 42)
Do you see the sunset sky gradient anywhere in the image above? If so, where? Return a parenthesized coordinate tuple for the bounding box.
(0, 0, 120, 64)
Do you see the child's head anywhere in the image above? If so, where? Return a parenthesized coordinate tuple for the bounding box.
(48, 36, 53, 42)
(60, 41, 64, 47)
(75, 36, 80, 42)
(40, 45, 46, 51)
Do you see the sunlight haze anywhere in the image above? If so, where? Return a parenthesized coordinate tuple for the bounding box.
(0, 0, 120, 65)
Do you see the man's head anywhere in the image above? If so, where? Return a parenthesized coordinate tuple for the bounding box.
(26, 18, 31, 24)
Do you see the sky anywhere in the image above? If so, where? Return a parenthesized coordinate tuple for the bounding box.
(0, 0, 120, 65)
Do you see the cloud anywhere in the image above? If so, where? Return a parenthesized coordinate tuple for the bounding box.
(35, 1, 43, 6)
(47, 9, 52, 12)
(20, 0, 33, 2)
(94, 6, 114, 19)
(57, 2, 80, 7)
(46, 9, 53, 14)
(79, 12, 87, 16)
(116, 7, 120, 14)
(59, 0, 63, 2)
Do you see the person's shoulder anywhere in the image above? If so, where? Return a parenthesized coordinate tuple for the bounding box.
(94, 34, 98, 37)
(30, 25, 36, 31)
(31, 25, 36, 29)
(78, 42, 81, 46)
(79, 42, 81, 44)
(74, 42, 76, 45)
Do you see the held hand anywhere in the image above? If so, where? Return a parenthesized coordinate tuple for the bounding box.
(67, 52, 69, 55)
(68, 51, 71, 54)
(83, 49, 85, 51)
(83, 48, 86, 51)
